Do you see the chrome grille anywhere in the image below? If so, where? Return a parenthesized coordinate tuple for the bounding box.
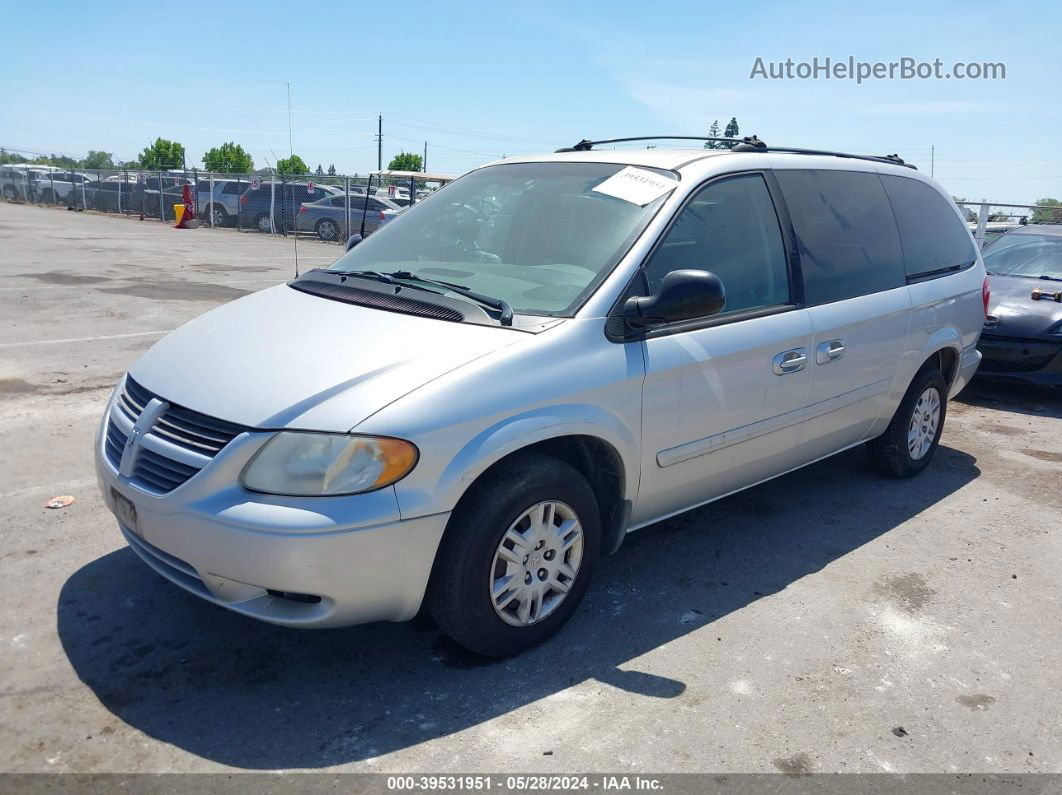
(106, 375, 249, 494)
(104, 421, 127, 469)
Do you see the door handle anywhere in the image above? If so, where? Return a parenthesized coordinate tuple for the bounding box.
(773, 348, 808, 375)
(815, 339, 846, 364)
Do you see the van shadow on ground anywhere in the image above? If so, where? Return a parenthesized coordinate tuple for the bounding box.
(58, 444, 979, 769)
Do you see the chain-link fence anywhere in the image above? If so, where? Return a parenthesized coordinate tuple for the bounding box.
(4, 163, 1060, 251)
(956, 201, 1062, 248)
(0, 164, 453, 244)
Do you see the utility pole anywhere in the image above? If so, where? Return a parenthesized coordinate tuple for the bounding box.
(376, 114, 382, 171)
(931, 144, 935, 178)
(423, 141, 427, 172)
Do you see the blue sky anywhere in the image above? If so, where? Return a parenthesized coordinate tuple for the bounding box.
(1, 0, 1058, 202)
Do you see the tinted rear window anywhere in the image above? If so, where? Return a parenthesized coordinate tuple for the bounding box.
(880, 175, 977, 278)
(775, 169, 905, 305)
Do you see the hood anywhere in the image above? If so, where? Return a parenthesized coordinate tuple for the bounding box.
(130, 283, 523, 431)
(986, 274, 1062, 338)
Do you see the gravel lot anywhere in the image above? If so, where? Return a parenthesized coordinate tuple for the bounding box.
(1, 201, 1059, 775)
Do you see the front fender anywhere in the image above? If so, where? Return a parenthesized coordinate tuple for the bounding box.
(442, 404, 638, 501)
(390, 403, 639, 521)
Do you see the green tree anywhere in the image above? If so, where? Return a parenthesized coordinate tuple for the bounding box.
(315, 163, 324, 176)
(387, 151, 423, 171)
(138, 138, 185, 170)
(0, 148, 29, 165)
(1031, 197, 1061, 224)
(327, 163, 336, 176)
(720, 117, 740, 149)
(34, 153, 79, 168)
(704, 120, 721, 149)
(82, 150, 116, 169)
(275, 155, 309, 175)
(202, 142, 253, 173)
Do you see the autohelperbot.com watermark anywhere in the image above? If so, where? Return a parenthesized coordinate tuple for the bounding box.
(750, 56, 1005, 83)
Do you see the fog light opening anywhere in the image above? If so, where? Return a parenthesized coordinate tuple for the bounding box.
(266, 589, 322, 604)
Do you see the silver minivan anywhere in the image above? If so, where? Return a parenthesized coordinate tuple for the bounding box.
(96, 140, 986, 656)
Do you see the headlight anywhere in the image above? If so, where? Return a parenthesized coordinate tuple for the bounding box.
(241, 432, 418, 496)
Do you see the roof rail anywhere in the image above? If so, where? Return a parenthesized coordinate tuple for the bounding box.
(555, 136, 744, 152)
(554, 136, 917, 170)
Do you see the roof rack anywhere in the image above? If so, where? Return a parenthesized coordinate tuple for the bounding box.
(554, 136, 917, 170)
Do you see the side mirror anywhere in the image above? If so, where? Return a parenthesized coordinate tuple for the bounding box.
(624, 269, 726, 328)
(345, 234, 363, 251)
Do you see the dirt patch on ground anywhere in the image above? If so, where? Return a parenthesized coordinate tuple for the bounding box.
(100, 282, 249, 302)
(873, 572, 936, 612)
(1022, 449, 1062, 463)
(957, 694, 997, 710)
(185, 263, 279, 274)
(981, 423, 1024, 437)
(773, 752, 813, 776)
(16, 271, 111, 285)
(0, 378, 42, 395)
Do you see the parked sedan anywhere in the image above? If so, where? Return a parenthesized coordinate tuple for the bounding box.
(296, 193, 401, 241)
(237, 181, 339, 233)
(978, 224, 1062, 385)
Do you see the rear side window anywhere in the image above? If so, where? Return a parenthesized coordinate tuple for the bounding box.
(775, 169, 905, 305)
(880, 175, 977, 279)
(222, 182, 245, 194)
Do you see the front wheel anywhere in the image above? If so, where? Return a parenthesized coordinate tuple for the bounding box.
(255, 213, 272, 233)
(427, 452, 601, 657)
(866, 365, 948, 477)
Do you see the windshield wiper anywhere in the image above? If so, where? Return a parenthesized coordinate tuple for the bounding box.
(330, 269, 397, 285)
(387, 270, 514, 326)
(1039, 274, 1062, 282)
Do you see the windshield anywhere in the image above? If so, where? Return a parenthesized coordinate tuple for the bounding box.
(982, 233, 1062, 280)
(328, 162, 672, 316)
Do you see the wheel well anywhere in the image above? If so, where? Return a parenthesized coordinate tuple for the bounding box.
(933, 347, 959, 388)
(455, 435, 628, 556)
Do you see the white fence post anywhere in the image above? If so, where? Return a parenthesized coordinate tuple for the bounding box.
(974, 201, 990, 249)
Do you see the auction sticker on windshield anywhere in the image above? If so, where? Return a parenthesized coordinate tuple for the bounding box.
(592, 166, 678, 206)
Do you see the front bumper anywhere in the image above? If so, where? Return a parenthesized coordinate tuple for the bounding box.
(95, 390, 449, 629)
(976, 334, 1062, 386)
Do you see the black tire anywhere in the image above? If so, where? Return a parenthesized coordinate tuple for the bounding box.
(866, 364, 948, 478)
(428, 452, 601, 657)
(255, 213, 272, 233)
(316, 218, 340, 242)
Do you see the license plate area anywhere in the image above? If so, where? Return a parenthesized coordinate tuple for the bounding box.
(111, 488, 139, 536)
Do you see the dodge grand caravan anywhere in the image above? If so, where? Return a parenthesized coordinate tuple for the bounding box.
(96, 136, 986, 656)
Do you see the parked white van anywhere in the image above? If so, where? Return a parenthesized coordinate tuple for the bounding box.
(97, 136, 986, 656)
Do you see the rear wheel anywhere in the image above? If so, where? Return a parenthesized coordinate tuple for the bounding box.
(428, 452, 601, 657)
(316, 218, 340, 241)
(866, 365, 948, 477)
(207, 204, 229, 227)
